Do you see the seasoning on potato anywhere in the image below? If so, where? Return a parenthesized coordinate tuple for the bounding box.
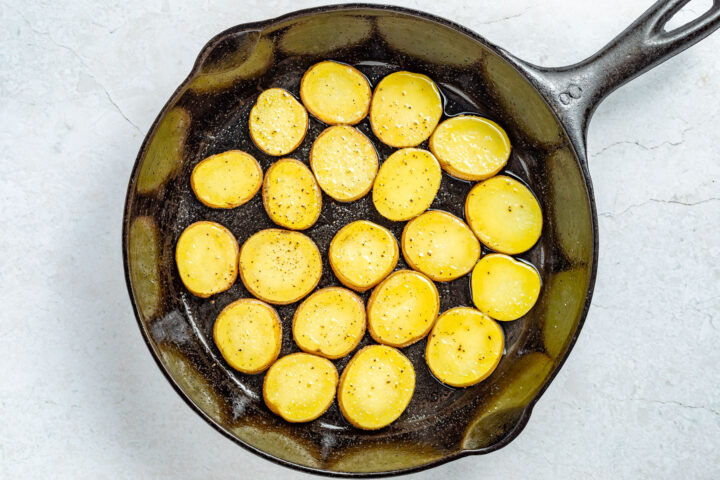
(262, 158, 322, 230)
(402, 211, 480, 281)
(300, 61, 372, 125)
(293, 287, 366, 359)
(465, 175, 542, 254)
(370, 71, 443, 148)
(372, 148, 442, 221)
(426, 307, 504, 387)
(239, 228, 322, 305)
(263, 353, 339, 423)
(471, 254, 541, 321)
(367, 270, 439, 347)
(249, 88, 308, 156)
(213, 298, 282, 374)
(175, 221, 238, 298)
(310, 125, 378, 202)
(191, 150, 263, 209)
(338, 345, 415, 430)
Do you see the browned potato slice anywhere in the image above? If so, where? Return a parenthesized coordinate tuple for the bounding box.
(429, 115, 511, 181)
(263, 353, 338, 423)
(249, 88, 308, 156)
(372, 148, 442, 221)
(239, 229, 322, 305)
(329, 220, 399, 292)
(213, 298, 282, 374)
(191, 150, 262, 208)
(465, 175, 543, 254)
(293, 287, 366, 359)
(338, 345, 415, 430)
(310, 126, 378, 202)
(471, 254, 541, 321)
(300, 61, 372, 125)
(369, 71, 443, 148)
(401, 211, 480, 281)
(262, 158, 322, 230)
(425, 307, 504, 387)
(367, 270, 439, 347)
(175, 221, 238, 297)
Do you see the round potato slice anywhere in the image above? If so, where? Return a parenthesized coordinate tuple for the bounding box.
(263, 353, 338, 423)
(191, 150, 262, 208)
(262, 158, 322, 230)
(370, 71, 443, 148)
(426, 307, 504, 387)
(429, 115, 511, 181)
(367, 270, 439, 347)
(465, 175, 543, 254)
(329, 220, 399, 292)
(239, 229, 322, 305)
(293, 287, 366, 359)
(372, 148, 442, 221)
(338, 345, 415, 430)
(310, 126, 378, 202)
(213, 299, 282, 374)
(471, 254, 541, 321)
(249, 88, 308, 156)
(402, 211, 480, 281)
(176, 221, 238, 298)
(300, 61, 372, 125)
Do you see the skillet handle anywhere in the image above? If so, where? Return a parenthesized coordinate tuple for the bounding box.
(514, 0, 720, 153)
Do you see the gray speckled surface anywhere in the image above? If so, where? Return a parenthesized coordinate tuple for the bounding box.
(1, 0, 718, 478)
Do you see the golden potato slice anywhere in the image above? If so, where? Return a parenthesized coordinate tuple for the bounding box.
(175, 221, 238, 298)
(402, 211, 480, 281)
(329, 220, 399, 292)
(262, 158, 322, 230)
(191, 150, 262, 209)
(249, 88, 308, 156)
(465, 175, 543, 254)
(338, 345, 415, 430)
(471, 254, 541, 321)
(426, 307, 504, 387)
(213, 298, 282, 374)
(309, 126, 378, 202)
(367, 270, 439, 347)
(429, 115, 511, 181)
(239, 229, 322, 305)
(300, 61, 372, 125)
(372, 148, 442, 221)
(369, 71, 443, 148)
(293, 287, 366, 359)
(263, 353, 338, 423)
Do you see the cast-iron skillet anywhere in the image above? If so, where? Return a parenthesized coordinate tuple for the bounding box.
(123, 1, 720, 476)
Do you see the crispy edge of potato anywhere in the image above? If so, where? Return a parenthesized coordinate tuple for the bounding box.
(300, 61, 372, 125)
(190, 150, 263, 209)
(248, 88, 309, 156)
(261, 158, 322, 230)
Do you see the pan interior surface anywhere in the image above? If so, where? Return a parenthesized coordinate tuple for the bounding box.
(124, 6, 595, 475)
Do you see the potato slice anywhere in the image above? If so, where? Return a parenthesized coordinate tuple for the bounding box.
(471, 254, 541, 321)
(338, 345, 415, 430)
(239, 229, 322, 305)
(262, 158, 322, 230)
(293, 287, 366, 359)
(372, 148, 442, 221)
(429, 115, 511, 181)
(263, 353, 338, 423)
(249, 88, 308, 156)
(300, 61, 372, 125)
(402, 211, 480, 281)
(426, 307, 504, 387)
(329, 220, 399, 292)
(191, 150, 262, 208)
(367, 270, 439, 347)
(310, 126, 378, 202)
(175, 221, 238, 298)
(465, 175, 542, 254)
(213, 298, 282, 374)
(370, 71, 443, 148)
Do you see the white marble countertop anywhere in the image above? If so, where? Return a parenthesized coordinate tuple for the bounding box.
(1, 0, 719, 478)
